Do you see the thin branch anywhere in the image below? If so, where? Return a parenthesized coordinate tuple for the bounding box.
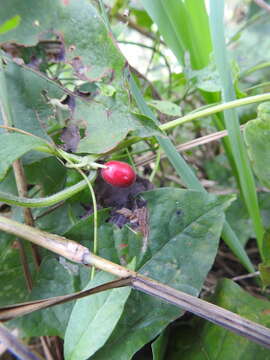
(40, 337, 54, 360)
(232, 271, 260, 282)
(12, 160, 41, 270)
(0, 78, 36, 288)
(0, 278, 131, 322)
(121, 41, 172, 96)
(254, 0, 270, 12)
(115, 12, 164, 44)
(136, 126, 244, 167)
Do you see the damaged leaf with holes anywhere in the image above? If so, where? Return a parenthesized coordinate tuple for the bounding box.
(0, 0, 161, 155)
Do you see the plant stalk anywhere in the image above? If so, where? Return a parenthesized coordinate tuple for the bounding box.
(0, 215, 269, 349)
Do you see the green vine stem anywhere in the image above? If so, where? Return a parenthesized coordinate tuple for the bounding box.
(0, 172, 96, 208)
(160, 92, 270, 132)
(76, 168, 99, 280)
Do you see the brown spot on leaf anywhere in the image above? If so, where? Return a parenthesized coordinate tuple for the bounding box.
(61, 95, 76, 114)
(119, 244, 128, 249)
(1, 37, 65, 70)
(68, 44, 76, 52)
(60, 124, 80, 152)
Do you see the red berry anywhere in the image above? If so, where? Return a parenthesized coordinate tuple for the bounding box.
(101, 161, 136, 187)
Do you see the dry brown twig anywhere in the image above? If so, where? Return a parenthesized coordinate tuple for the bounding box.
(136, 125, 245, 167)
(0, 215, 270, 349)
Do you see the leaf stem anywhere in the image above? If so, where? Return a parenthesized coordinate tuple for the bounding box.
(76, 168, 98, 280)
(0, 172, 96, 208)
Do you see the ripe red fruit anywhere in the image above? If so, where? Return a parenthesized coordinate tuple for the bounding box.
(101, 161, 136, 187)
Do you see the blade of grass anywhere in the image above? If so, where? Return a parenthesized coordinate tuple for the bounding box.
(141, 0, 244, 187)
(142, 0, 241, 184)
(209, 1, 264, 253)
(139, 0, 256, 272)
(141, 0, 211, 68)
(128, 73, 203, 191)
(128, 71, 254, 273)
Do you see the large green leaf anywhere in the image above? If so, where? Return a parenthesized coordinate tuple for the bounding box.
(227, 192, 270, 247)
(0, 0, 124, 79)
(24, 156, 66, 195)
(129, 67, 254, 274)
(152, 329, 169, 360)
(0, 235, 32, 306)
(0, 168, 17, 195)
(14, 257, 84, 338)
(0, 61, 60, 140)
(92, 189, 234, 360)
(0, 0, 161, 154)
(0, 133, 49, 180)
(64, 271, 132, 360)
(244, 102, 270, 188)
(63, 209, 116, 257)
(168, 279, 270, 360)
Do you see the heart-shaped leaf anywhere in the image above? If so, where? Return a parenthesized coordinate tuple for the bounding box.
(92, 189, 234, 360)
(0, 0, 161, 154)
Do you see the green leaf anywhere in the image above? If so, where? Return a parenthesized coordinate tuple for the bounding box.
(0, 0, 124, 79)
(129, 72, 254, 273)
(227, 193, 270, 248)
(141, 0, 212, 69)
(258, 230, 270, 287)
(0, 15, 20, 35)
(226, 196, 254, 246)
(113, 225, 143, 268)
(24, 157, 66, 195)
(0, 0, 160, 154)
(0, 235, 32, 306)
(13, 257, 84, 338)
(152, 328, 169, 360)
(92, 189, 234, 360)
(34, 202, 82, 236)
(0, 61, 60, 140)
(261, 229, 270, 262)
(168, 279, 270, 360)
(148, 100, 182, 117)
(209, 1, 264, 251)
(130, 8, 153, 30)
(64, 271, 132, 360)
(184, 57, 221, 92)
(76, 107, 162, 154)
(63, 210, 115, 256)
(259, 262, 270, 288)
(0, 133, 49, 180)
(96, 83, 116, 97)
(0, 168, 17, 195)
(244, 102, 270, 188)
